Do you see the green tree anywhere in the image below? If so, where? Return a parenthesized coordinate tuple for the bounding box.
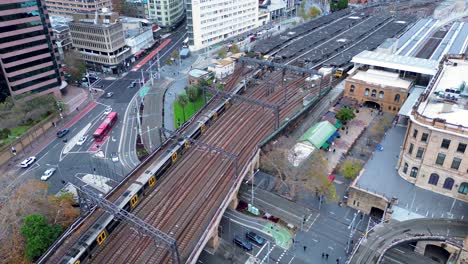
(63, 51, 86, 83)
(165, 58, 173, 65)
(176, 94, 189, 122)
(308, 7, 321, 18)
(217, 48, 227, 59)
(340, 159, 363, 180)
(230, 44, 240, 54)
(186, 85, 199, 110)
(21, 214, 62, 261)
(336, 108, 356, 123)
(171, 50, 179, 60)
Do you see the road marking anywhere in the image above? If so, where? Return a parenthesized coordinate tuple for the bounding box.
(255, 243, 268, 258)
(312, 239, 318, 243)
(305, 214, 319, 232)
(394, 248, 405, 254)
(286, 256, 295, 264)
(385, 255, 405, 264)
(239, 193, 303, 220)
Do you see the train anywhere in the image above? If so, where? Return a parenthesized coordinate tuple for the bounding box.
(51, 71, 259, 264)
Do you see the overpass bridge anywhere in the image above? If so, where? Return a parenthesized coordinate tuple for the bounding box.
(349, 218, 468, 264)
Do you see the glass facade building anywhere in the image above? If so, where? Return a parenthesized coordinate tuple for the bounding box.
(0, 0, 62, 101)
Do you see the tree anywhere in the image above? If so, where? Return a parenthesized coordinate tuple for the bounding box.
(217, 48, 227, 59)
(230, 44, 240, 54)
(176, 94, 189, 122)
(48, 193, 79, 227)
(21, 214, 62, 261)
(165, 58, 173, 65)
(63, 51, 86, 83)
(340, 159, 363, 180)
(171, 50, 179, 60)
(308, 7, 321, 18)
(336, 108, 355, 123)
(186, 85, 199, 110)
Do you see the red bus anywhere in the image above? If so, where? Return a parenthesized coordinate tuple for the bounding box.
(93, 112, 118, 142)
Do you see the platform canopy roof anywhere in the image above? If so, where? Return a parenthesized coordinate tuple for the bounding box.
(299, 121, 337, 149)
(351, 50, 438, 75)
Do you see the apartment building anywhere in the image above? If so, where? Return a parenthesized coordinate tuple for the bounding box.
(0, 0, 63, 101)
(187, 0, 259, 51)
(69, 10, 131, 73)
(148, 0, 184, 28)
(45, 0, 111, 17)
(397, 55, 468, 202)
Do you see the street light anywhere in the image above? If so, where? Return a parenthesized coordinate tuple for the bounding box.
(46, 163, 64, 182)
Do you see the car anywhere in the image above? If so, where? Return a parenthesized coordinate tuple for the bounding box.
(20, 156, 36, 168)
(105, 92, 114, 98)
(56, 129, 69, 138)
(41, 168, 56, 181)
(234, 236, 253, 251)
(104, 107, 112, 115)
(246, 231, 266, 245)
(77, 135, 88, 146)
(128, 80, 137, 89)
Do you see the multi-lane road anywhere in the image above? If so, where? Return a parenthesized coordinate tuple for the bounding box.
(9, 27, 187, 195)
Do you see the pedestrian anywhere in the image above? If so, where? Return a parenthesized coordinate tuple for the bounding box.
(333, 149, 336, 153)
(303, 246, 307, 251)
(336, 259, 339, 263)
(322, 253, 325, 258)
(325, 253, 329, 259)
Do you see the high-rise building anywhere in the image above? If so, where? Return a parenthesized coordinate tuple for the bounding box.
(186, 0, 258, 51)
(0, 0, 63, 102)
(148, 0, 184, 29)
(45, 0, 112, 17)
(69, 10, 131, 74)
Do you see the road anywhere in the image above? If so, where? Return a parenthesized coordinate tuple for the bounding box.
(9, 27, 187, 195)
(382, 244, 439, 264)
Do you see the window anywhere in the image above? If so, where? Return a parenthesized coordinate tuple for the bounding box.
(408, 143, 414, 155)
(421, 133, 429, 142)
(379, 91, 384, 99)
(394, 94, 400, 102)
(410, 167, 418, 178)
(365, 88, 369, 96)
(451, 158, 461, 170)
(458, 182, 468, 195)
(457, 143, 466, 153)
(435, 153, 446, 166)
(441, 139, 451, 149)
(371, 89, 377, 97)
(413, 129, 418, 138)
(403, 163, 408, 174)
(416, 147, 424, 159)
(443, 178, 454, 190)
(428, 173, 439, 185)
(349, 85, 355, 93)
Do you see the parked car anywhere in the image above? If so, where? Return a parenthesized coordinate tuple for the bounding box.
(105, 92, 114, 98)
(233, 236, 253, 251)
(56, 129, 69, 138)
(246, 232, 266, 245)
(104, 107, 112, 115)
(41, 168, 56, 181)
(20, 156, 36, 168)
(77, 136, 88, 146)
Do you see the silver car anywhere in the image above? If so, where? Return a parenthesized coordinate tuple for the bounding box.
(41, 168, 56, 181)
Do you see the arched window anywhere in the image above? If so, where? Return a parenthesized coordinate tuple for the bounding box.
(428, 173, 439, 185)
(365, 88, 370, 96)
(410, 167, 418, 178)
(371, 89, 377, 97)
(350, 85, 355, 93)
(379, 91, 384, 99)
(458, 182, 468, 195)
(443, 178, 454, 190)
(394, 94, 401, 102)
(403, 163, 408, 174)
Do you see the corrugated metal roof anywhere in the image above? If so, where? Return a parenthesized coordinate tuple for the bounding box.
(299, 121, 337, 148)
(398, 86, 425, 116)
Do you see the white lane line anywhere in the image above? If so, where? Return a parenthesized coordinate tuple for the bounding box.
(255, 243, 268, 258)
(306, 214, 319, 232)
(385, 255, 405, 264)
(394, 248, 405, 254)
(286, 256, 295, 264)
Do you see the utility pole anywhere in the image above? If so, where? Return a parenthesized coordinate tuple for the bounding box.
(346, 210, 360, 254)
(157, 51, 161, 79)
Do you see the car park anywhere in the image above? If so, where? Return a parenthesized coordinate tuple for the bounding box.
(104, 107, 112, 115)
(77, 136, 88, 146)
(20, 156, 36, 168)
(41, 168, 56, 181)
(56, 129, 69, 138)
(233, 236, 253, 251)
(246, 231, 266, 245)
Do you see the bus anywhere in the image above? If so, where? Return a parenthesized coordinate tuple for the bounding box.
(93, 112, 118, 142)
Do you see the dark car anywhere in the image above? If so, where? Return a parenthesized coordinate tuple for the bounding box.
(56, 129, 69, 138)
(246, 231, 266, 245)
(233, 236, 253, 251)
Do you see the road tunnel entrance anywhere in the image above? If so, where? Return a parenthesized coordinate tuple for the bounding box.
(369, 207, 384, 221)
(424, 244, 450, 264)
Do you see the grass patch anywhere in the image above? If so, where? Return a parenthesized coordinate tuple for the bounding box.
(0, 125, 34, 147)
(173, 93, 211, 129)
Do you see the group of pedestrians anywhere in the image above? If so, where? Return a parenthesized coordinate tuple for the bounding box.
(321, 252, 341, 263)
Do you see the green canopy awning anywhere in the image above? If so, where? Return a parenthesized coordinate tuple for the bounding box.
(322, 142, 330, 149)
(299, 121, 337, 149)
(335, 120, 342, 128)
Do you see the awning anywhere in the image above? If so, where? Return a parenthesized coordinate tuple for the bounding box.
(321, 142, 329, 149)
(398, 86, 425, 117)
(335, 120, 342, 128)
(299, 121, 338, 149)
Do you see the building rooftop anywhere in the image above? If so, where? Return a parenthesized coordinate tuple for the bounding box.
(188, 69, 209, 78)
(214, 58, 234, 67)
(416, 58, 468, 127)
(354, 126, 467, 221)
(352, 50, 439, 75)
(350, 69, 413, 90)
(398, 86, 425, 117)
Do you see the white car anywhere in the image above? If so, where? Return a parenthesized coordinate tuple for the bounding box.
(104, 107, 112, 115)
(20, 156, 36, 168)
(77, 135, 88, 146)
(41, 168, 56, 181)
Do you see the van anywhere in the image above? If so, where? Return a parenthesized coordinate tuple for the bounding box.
(233, 236, 253, 251)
